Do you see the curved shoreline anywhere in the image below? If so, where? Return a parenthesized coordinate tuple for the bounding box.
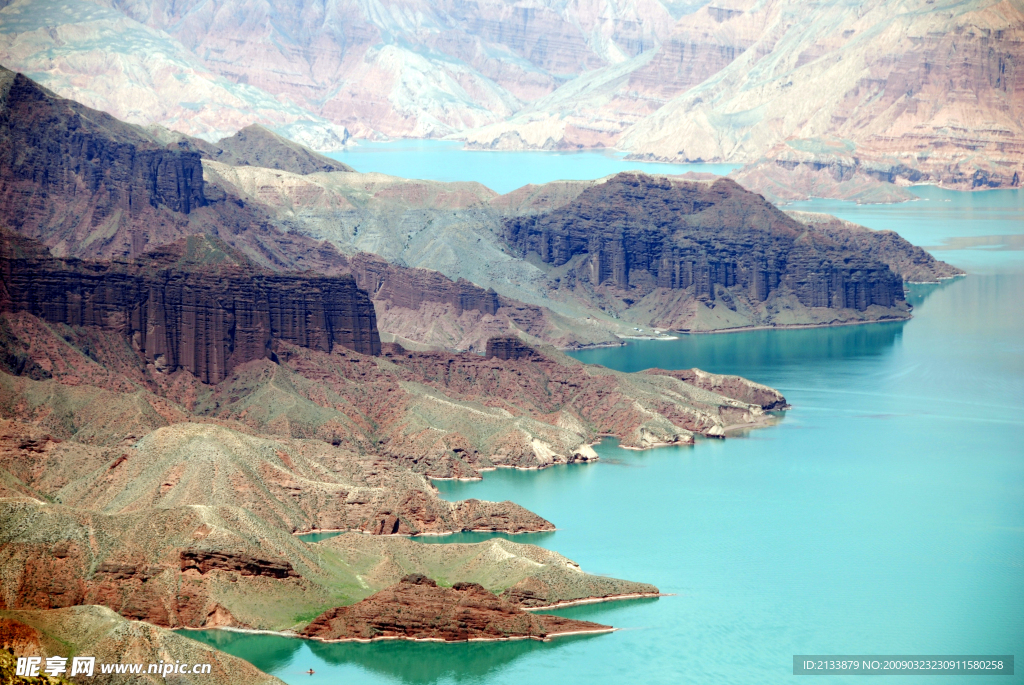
(301, 626, 616, 644)
(175, 592, 661, 639)
(521, 592, 669, 611)
(292, 526, 559, 538)
(176, 622, 616, 644)
(668, 314, 912, 336)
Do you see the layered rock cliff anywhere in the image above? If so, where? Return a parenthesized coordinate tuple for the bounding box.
(3, 0, 1019, 199)
(0, 232, 381, 383)
(0, 0, 351, 146)
(347, 253, 499, 318)
(503, 173, 911, 329)
(0, 68, 208, 252)
(462, 0, 766, 151)
(0, 70, 620, 352)
(0, 306, 784, 479)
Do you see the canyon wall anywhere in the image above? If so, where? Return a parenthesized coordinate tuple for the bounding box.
(503, 173, 905, 314)
(0, 69, 210, 244)
(0, 232, 381, 383)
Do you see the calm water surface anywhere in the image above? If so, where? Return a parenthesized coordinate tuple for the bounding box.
(185, 156, 1024, 684)
(326, 139, 738, 194)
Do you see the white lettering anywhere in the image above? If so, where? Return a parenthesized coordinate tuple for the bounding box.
(18, 656, 41, 677)
(44, 656, 68, 676)
(71, 656, 95, 676)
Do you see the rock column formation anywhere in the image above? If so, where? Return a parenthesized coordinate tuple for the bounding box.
(0, 232, 380, 383)
(503, 174, 904, 311)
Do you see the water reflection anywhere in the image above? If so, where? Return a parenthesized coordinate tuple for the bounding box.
(570, 319, 907, 376)
(181, 627, 608, 685)
(568, 280, 969, 379)
(903, 279, 959, 308)
(410, 530, 557, 546)
(306, 632, 603, 684)
(183, 631, 302, 674)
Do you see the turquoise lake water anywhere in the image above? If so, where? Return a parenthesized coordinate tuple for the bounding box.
(326, 139, 738, 194)
(184, 155, 1024, 684)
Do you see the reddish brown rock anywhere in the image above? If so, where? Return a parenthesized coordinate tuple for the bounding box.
(193, 124, 354, 175)
(178, 551, 299, 579)
(0, 606, 286, 685)
(0, 231, 381, 383)
(300, 574, 611, 642)
(622, 0, 1024, 195)
(786, 213, 965, 284)
(0, 617, 43, 654)
(0, 69, 207, 257)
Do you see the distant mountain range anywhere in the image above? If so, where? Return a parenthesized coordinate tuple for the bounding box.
(1, 0, 1019, 199)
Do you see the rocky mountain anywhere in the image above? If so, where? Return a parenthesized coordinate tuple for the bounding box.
(462, 0, 768, 150)
(0, 296, 704, 670)
(206, 155, 961, 336)
(0, 55, 816, 671)
(320, 534, 659, 609)
(500, 173, 960, 330)
(0, 496, 553, 630)
(300, 574, 613, 643)
(0, 67, 613, 351)
(785, 212, 967, 283)
(1, 605, 286, 685)
(460, 0, 1024, 197)
(1, 68, 965, 347)
(0, 303, 783, 479)
(0, 65, 286, 262)
(176, 125, 355, 175)
(3, 0, 1019, 200)
(1, 483, 653, 631)
(0, 0, 688, 142)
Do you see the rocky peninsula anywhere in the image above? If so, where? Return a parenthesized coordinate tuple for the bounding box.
(301, 574, 613, 643)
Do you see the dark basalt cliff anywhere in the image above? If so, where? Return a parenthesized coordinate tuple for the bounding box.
(0, 68, 207, 245)
(0, 67, 337, 267)
(0, 232, 380, 383)
(503, 173, 906, 314)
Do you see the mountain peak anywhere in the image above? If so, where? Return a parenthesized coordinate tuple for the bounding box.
(209, 124, 355, 175)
